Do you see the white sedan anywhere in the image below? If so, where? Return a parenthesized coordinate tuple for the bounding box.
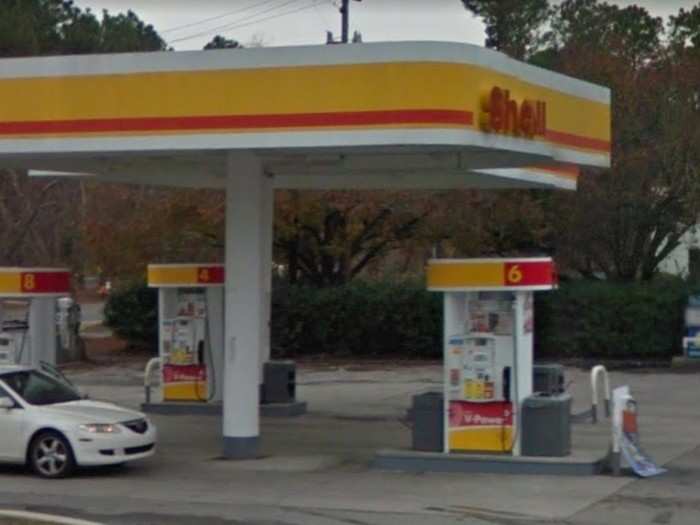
(0, 366, 156, 478)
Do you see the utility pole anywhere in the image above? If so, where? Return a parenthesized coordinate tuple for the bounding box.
(341, 0, 350, 43)
(340, 0, 361, 44)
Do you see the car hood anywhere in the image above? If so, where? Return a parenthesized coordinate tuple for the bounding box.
(39, 400, 145, 424)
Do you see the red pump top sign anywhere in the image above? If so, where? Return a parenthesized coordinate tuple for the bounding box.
(0, 268, 71, 296)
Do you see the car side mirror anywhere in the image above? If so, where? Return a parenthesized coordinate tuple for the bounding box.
(0, 397, 15, 410)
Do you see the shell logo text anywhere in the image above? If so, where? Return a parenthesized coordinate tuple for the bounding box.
(480, 86, 547, 138)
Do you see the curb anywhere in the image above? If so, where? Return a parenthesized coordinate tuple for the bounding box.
(0, 510, 101, 525)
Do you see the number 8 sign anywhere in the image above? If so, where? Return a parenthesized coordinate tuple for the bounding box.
(22, 273, 37, 291)
(15, 270, 71, 294)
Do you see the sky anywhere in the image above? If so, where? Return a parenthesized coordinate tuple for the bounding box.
(71, 0, 698, 51)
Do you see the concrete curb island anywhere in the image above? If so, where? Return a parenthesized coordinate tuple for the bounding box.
(0, 510, 101, 525)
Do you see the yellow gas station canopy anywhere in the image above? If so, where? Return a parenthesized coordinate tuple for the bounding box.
(0, 42, 610, 191)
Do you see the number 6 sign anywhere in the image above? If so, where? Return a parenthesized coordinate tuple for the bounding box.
(504, 261, 554, 287)
(505, 264, 523, 284)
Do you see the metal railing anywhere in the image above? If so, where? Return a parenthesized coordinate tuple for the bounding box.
(144, 357, 162, 404)
(590, 365, 611, 423)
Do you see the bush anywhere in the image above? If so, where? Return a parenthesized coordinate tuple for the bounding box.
(103, 281, 158, 352)
(535, 277, 688, 360)
(102, 275, 690, 363)
(272, 280, 442, 358)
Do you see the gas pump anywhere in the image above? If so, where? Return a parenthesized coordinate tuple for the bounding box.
(0, 332, 18, 365)
(428, 258, 556, 455)
(147, 263, 306, 416)
(0, 268, 71, 368)
(148, 264, 224, 403)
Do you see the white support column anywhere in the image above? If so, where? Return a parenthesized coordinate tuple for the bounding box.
(259, 173, 274, 382)
(222, 151, 269, 459)
(29, 297, 56, 367)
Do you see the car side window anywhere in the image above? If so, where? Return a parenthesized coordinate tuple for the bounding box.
(0, 382, 22, 411)
(0, 383, 14, 407)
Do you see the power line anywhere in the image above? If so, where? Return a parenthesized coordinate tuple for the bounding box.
(312, 0, 332, 28)
(169, 0, 310, 45)
(160, 0, 284, 34)
(168, 0, 300, 44)
(221, 1, 331, 37)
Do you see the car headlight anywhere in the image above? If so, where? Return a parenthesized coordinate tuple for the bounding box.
(79, 423, 121, 434)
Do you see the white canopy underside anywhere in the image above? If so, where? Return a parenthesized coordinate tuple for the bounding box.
(16, 145, 575, 190)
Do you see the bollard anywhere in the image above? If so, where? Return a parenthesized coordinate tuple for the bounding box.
(591, 365, 611, 423)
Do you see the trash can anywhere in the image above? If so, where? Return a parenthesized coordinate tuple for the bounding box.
(521, 393, 572, 457)
(262, 361, 296, 404)
(533, 364, 565, 395)
(411, 391, 444, 452)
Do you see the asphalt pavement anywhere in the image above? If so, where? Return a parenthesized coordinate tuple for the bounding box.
(1, 365, 699, 524)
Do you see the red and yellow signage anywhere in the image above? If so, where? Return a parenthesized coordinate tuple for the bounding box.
(147, 264, 224, 288)
(427, 258, 556, 291)
(449, 401, 514, 452)
(0, 268, 71, 296)
(162, 364, 207, 402)
(0, 56, 610, 162)
(481, 86, 547, 138)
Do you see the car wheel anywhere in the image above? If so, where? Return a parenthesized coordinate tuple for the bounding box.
(29, 431, 76, 479)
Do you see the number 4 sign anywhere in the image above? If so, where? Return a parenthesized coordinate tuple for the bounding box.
(197, 266, 224, 284)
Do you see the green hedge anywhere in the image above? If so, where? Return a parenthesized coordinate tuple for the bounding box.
(104, 281, 158, 351)
(535, 277, 688, 360)
(102, 277, 688, 361)
(272, 280, 442, 358)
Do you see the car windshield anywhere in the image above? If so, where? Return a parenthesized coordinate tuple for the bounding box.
(1, 370, 81, 406)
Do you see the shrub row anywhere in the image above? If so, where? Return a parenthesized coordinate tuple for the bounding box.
(271, 280, 442, 358)
(103, 282, 158, 349)
(535, 276, 688, 359)
(105, 277, 689, 360)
